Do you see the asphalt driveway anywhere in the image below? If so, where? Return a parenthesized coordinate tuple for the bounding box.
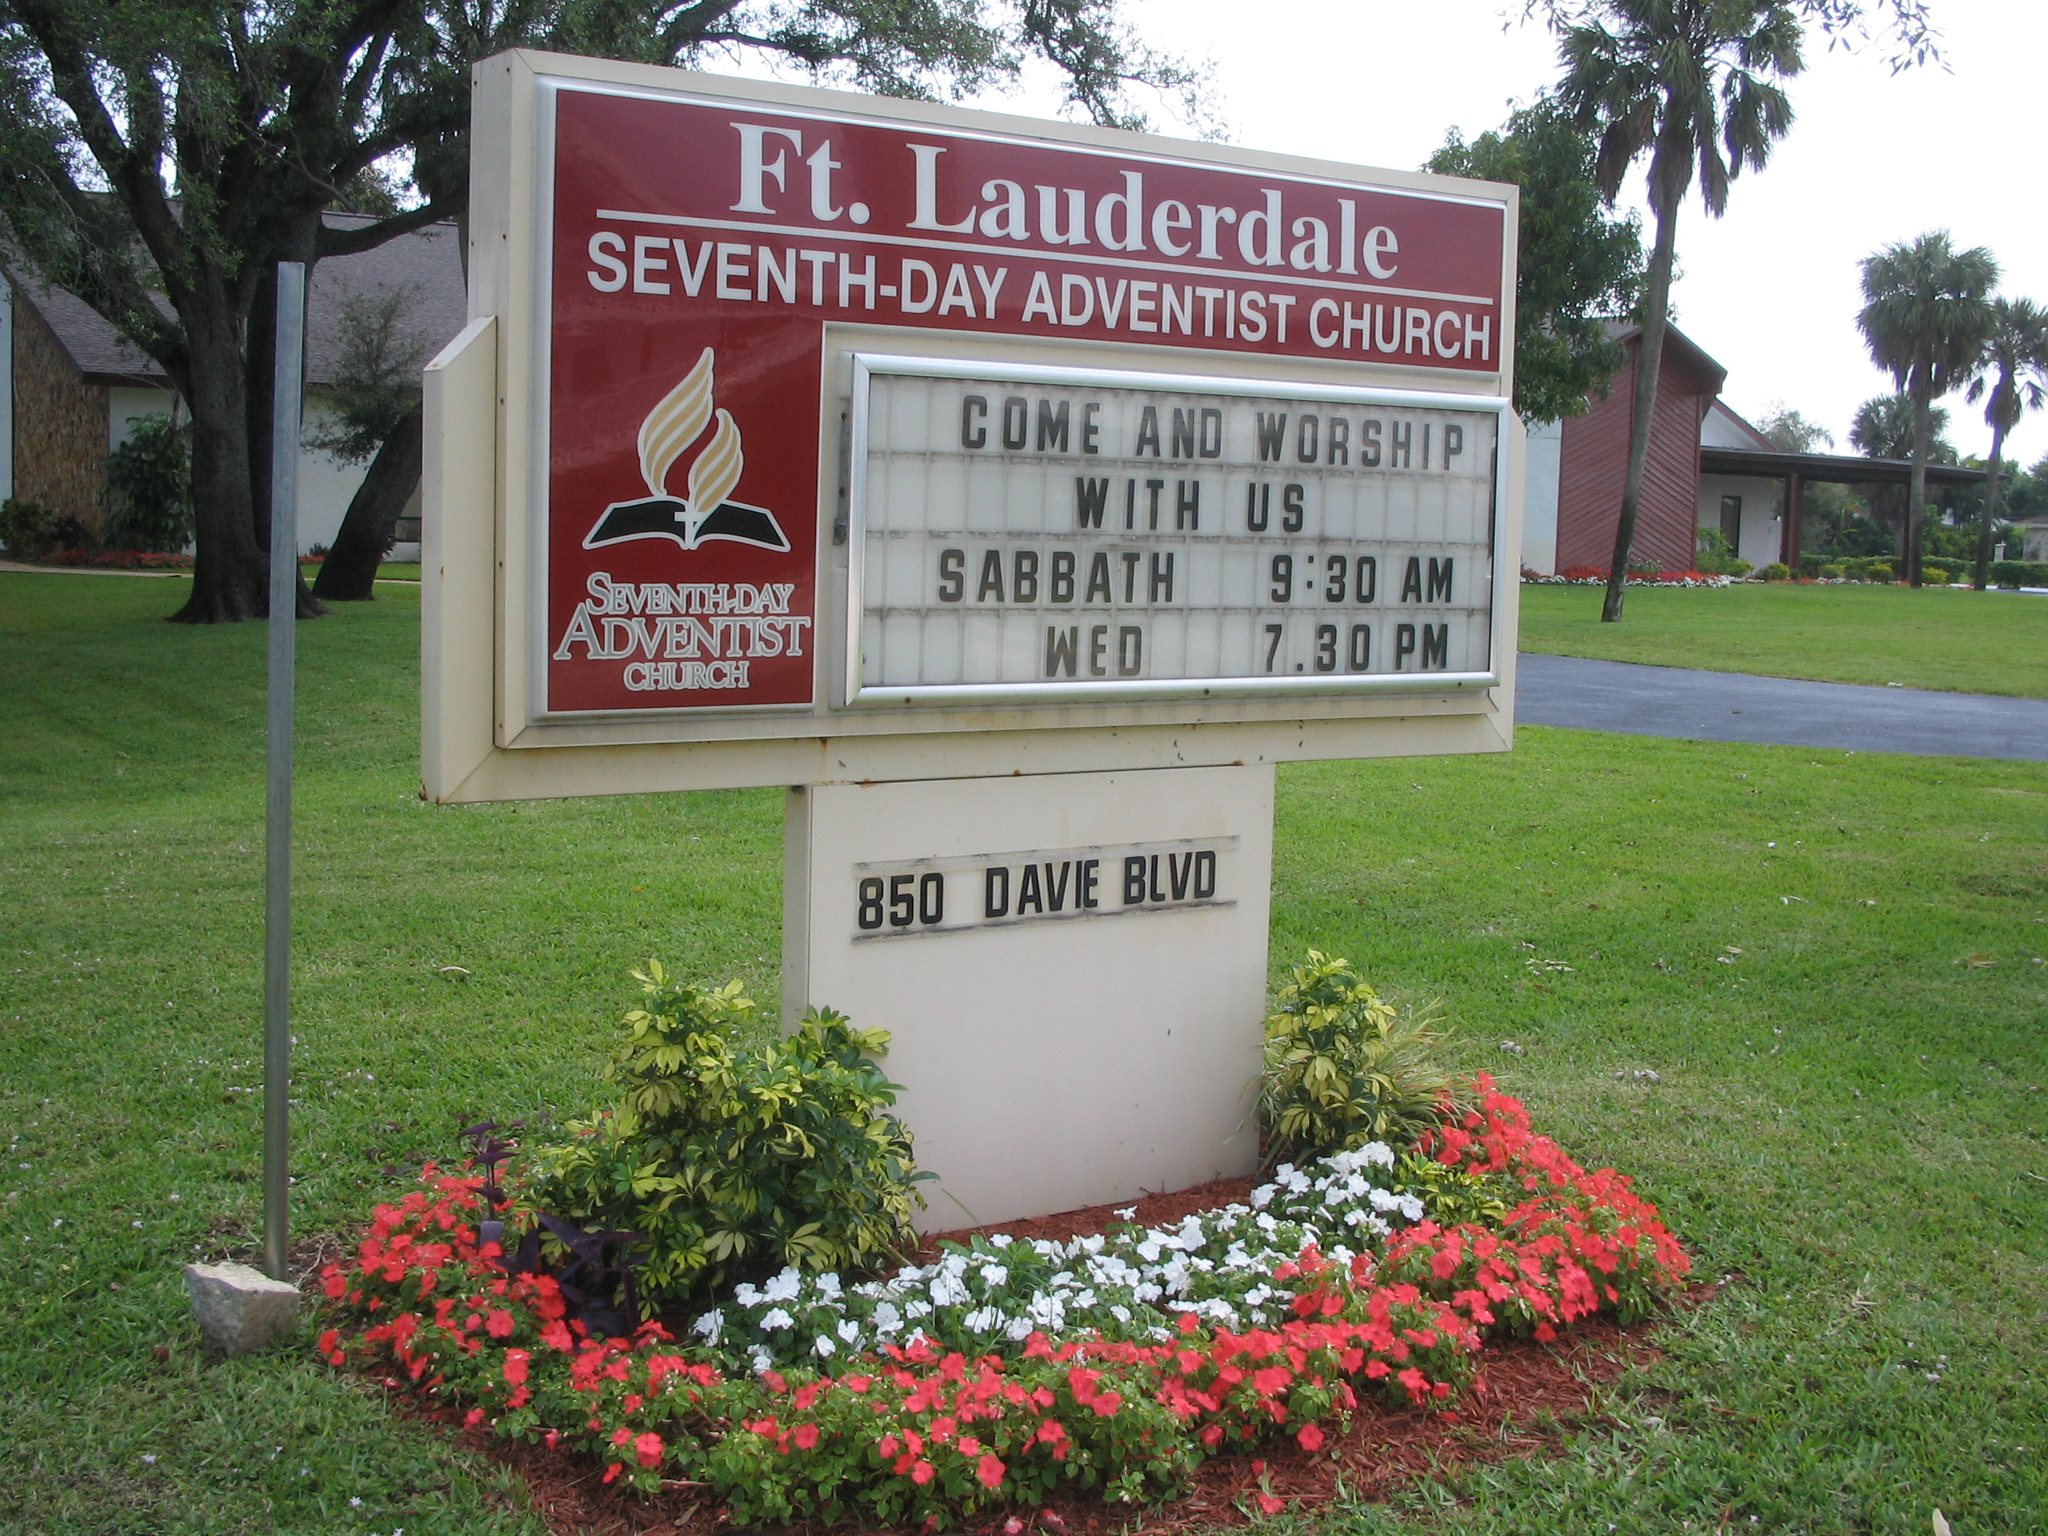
(1516, 653, 2048, 763)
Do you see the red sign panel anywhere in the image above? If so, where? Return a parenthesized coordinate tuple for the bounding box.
(542, 85, 1507, 716)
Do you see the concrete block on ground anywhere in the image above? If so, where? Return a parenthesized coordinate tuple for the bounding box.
(185, 1261, 299, 1356)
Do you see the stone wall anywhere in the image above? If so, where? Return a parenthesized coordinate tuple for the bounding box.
(10, 291, 107, 538)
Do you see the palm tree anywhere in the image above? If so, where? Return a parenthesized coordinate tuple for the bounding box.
(1850, 392, 1953, 562)
(1554, 0, 1802, 622)
(1963, 297, 2048, 589)
(1856, 232, 1998, 587)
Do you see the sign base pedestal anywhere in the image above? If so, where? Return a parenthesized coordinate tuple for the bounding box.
(784, 765, 1273, 1231)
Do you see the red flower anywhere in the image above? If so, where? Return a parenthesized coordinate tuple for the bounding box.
(910, 1459, 935, 1486)
(634, 1431, 664, 1469)
(975, 1453, 1006, 1488)
(484, 1308, 515, 1340)
(793, 1423, 820, 1451)
(503, 1349, 529, 1387)
(1090, 1390, 1123, 1418)
(1296, 1422, 1324, 1453)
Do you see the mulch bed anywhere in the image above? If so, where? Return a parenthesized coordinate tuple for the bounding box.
(462, 1176, 1708, 1536)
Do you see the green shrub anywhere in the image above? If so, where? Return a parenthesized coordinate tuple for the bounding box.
(1260, 950, 1459, 1167)
(1386, 1151, 1512, 1229)
(104, 414, 193, 552)
(0, 497, 88, 558)
(1921, 564, 1951, 586)
(1818, 562, 1845, 580)
(1990, 559, 2048, 589)
(1862, 561, 1893, 583)
(1797, 553, 1825, 577)
(1693, 527, 1750, 577)
(525, 963, 923, 1310)
(1760, 562, 1791, 582)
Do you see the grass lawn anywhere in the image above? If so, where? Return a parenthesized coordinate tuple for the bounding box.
(300, 560, 422, 583)
(1519, 579, 2048, 698)
(4, 570, 2046, 1534)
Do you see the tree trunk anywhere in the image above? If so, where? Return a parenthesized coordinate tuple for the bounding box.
(170, 307, 267, 623)
(1601, 187, 1681, 624)
(169, 277, 326, 623)
(313, 400, 424, 600)
(1905, 381, 1931, 588)
(1974, 422, 2007, 591)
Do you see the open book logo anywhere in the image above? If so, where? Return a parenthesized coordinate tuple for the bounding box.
(582, 349, 791, 554)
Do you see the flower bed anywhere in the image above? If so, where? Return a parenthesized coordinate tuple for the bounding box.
(1522, 565, 1734, 588)
(42, 547, 195, 569)
(318, 1080, 1689, 1529)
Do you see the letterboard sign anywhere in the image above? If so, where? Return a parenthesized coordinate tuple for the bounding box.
(848, 356, 1501, 704)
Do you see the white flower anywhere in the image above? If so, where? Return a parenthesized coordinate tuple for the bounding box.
(978, 1263, 1008, 1290)
(1026, 1293, 1066, 1329)
(872, 1301, 904, 1333)
(759, 1307, 794, 1331)
(964, 1305, 1005, 1334)
(814, 1334, 836, 1358)
(762, 1267, 803, 1303)
(816, 1272, 843, 1301)
(690, 1308, 723, 1344)
(731, 1282, 761, 1308)
(1108, 1303, 1133, 1325)
(1005, 1315, 1034, 1342)
(1113, 1205, 1138, 1220)
(989, 1233, 1014, 1248)
(750, 1346, 773, 1373)
(929, 1270, 968, 1308)
(838, 1317, 860, 1343)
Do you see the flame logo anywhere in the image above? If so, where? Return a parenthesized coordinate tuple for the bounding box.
(584, 348, 789, 555)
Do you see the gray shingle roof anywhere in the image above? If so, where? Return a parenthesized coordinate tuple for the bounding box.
(8, 212, 467, 388)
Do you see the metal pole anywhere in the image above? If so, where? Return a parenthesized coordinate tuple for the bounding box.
(262, 262, 306, 1282)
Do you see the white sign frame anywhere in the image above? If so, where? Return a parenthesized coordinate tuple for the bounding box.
(425, 50, 1521, 803)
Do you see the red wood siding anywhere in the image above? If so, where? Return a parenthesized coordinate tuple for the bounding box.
(1555, 341, 1711, 573)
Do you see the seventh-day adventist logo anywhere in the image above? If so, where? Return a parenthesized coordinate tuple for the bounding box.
(583, 349, 791, 553)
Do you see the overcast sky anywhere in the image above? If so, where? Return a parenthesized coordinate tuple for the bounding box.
(989, 0, 2048, 469)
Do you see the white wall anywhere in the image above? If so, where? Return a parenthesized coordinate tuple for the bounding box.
(1520, 417, 1561, 575)
(105, 385, 413, 555)
(1698, 473, 1785, 569)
